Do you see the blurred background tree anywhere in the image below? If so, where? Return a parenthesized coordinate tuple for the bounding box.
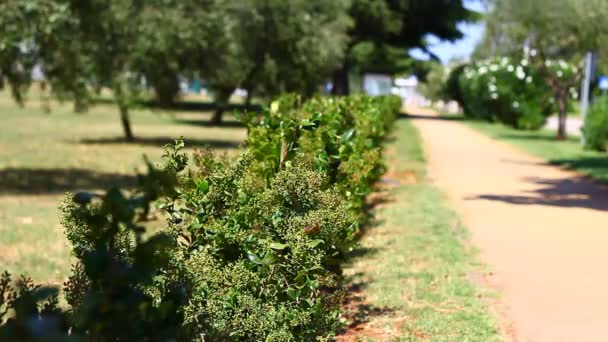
(475, 0, 608, 139)
(0, 0, 478, 132)
(331, 0, 479, 95)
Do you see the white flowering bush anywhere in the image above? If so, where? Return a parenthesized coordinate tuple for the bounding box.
(457, 57, 578, 129)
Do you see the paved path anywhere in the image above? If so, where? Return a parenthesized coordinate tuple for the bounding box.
(409, 108, 608, 342)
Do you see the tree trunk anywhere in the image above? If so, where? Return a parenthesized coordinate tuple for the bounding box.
(244, 89, 253, 112)
(153, 76, 179, 108)
(210, 87, 234, 125)
(556, 95, 568, 140)
(119, 105, 135, 142)
(210, 107, 225, 125)
(331, 60, 350, 96)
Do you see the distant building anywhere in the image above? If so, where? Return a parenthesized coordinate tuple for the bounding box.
(392, 76, 429, 107)
(363, 73, 393, 96)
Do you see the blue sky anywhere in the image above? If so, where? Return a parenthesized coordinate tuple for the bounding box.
(410, 0, 486, 64)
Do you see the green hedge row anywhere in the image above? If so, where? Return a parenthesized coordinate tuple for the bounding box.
(0, 95, 401, 341)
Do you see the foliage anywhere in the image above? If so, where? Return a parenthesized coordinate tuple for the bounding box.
(457, 57, 566, 129)
(0, 95, 401, 340)
(201, 0, 352, 123)
(478, 0, 608, 138)
(0, 0, 197, 140)
(583, 96, 608, 151)
(332, 0, 479, 94)
(418, 62, 449, 102)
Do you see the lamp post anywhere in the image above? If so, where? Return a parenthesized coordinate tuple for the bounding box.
(580, 51, 596, 146)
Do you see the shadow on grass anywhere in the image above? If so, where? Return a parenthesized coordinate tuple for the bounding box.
(93, 97, 262, 113)
(549, 157, 608, 183)
(550, 157, 608, 170)
(337, 281, 398, 338)
(0, 168, 138, 195)
(497, 133, 579, 143)
(175, 118, 244, 128)
(400, 113, 468, 121)
(78, 136, 243, 149)
(470, 175, 608, 211)
(153, 101, 262, 113)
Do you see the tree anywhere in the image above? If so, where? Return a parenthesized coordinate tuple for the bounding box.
(332, 0, 478, 95)
(480, 0, 608, 139)
(199, 0, 351, 124)
(418, 62, 449, 102)
(0, 0, 202, 141)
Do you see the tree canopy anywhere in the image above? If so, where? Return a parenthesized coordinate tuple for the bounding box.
(474, 0, 608, 138)
(332, 0, 479, 94)
(0, 0, 478, 136)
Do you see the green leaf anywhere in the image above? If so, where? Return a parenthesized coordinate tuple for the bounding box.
(196, 179, 209, 192)
(190, 222, 204, 230)
(247, 252, 264, 265)
(286, 287, 300, 299)
(306, 239, 324, 248)
(340, 129, 355, 141)
(270, 242, 288, 250)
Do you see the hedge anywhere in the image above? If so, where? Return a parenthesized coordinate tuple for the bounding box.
(0, 94, 401, 341)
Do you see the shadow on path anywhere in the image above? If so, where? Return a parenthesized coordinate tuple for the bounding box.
(470, 176, 608, 211)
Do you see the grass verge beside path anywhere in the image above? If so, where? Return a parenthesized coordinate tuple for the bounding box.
(462, 118, 608, 184)
(339, 118, 499, 341)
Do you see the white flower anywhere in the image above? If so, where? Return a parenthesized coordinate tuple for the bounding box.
(513, 101, 520, 108)
(507, 65, 515, 72)
(530, 49, 538, 56)
(516, 66, 526, 80)
(557, 70, 563, 78)
(478, 66, 488, 75)
(521, 59, 529, 66)
(545, 60, 553, 67)
(526, 76, 533, 83)
(491, 93, 498, 100)
(489, 84, 497, 92)
(490, 64, 499, 72)
(501, 57, 509, 66)
(559, 60, 568, 69)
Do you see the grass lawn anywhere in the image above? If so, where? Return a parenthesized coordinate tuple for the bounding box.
(459, 117, 608, 184)
(340, 117, 499, 341)
(0, 90, 246, 285)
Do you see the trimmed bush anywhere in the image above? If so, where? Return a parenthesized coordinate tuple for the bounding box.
(583, 96, 608, 151)
(0, 95, 401, 340)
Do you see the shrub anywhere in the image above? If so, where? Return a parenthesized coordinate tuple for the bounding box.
(583, 96, 608, 151)
(456, 57, 559, 130)
(0, 95, 401, 340)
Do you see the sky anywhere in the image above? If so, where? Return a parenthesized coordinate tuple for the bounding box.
(409, 0, 486, 64)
